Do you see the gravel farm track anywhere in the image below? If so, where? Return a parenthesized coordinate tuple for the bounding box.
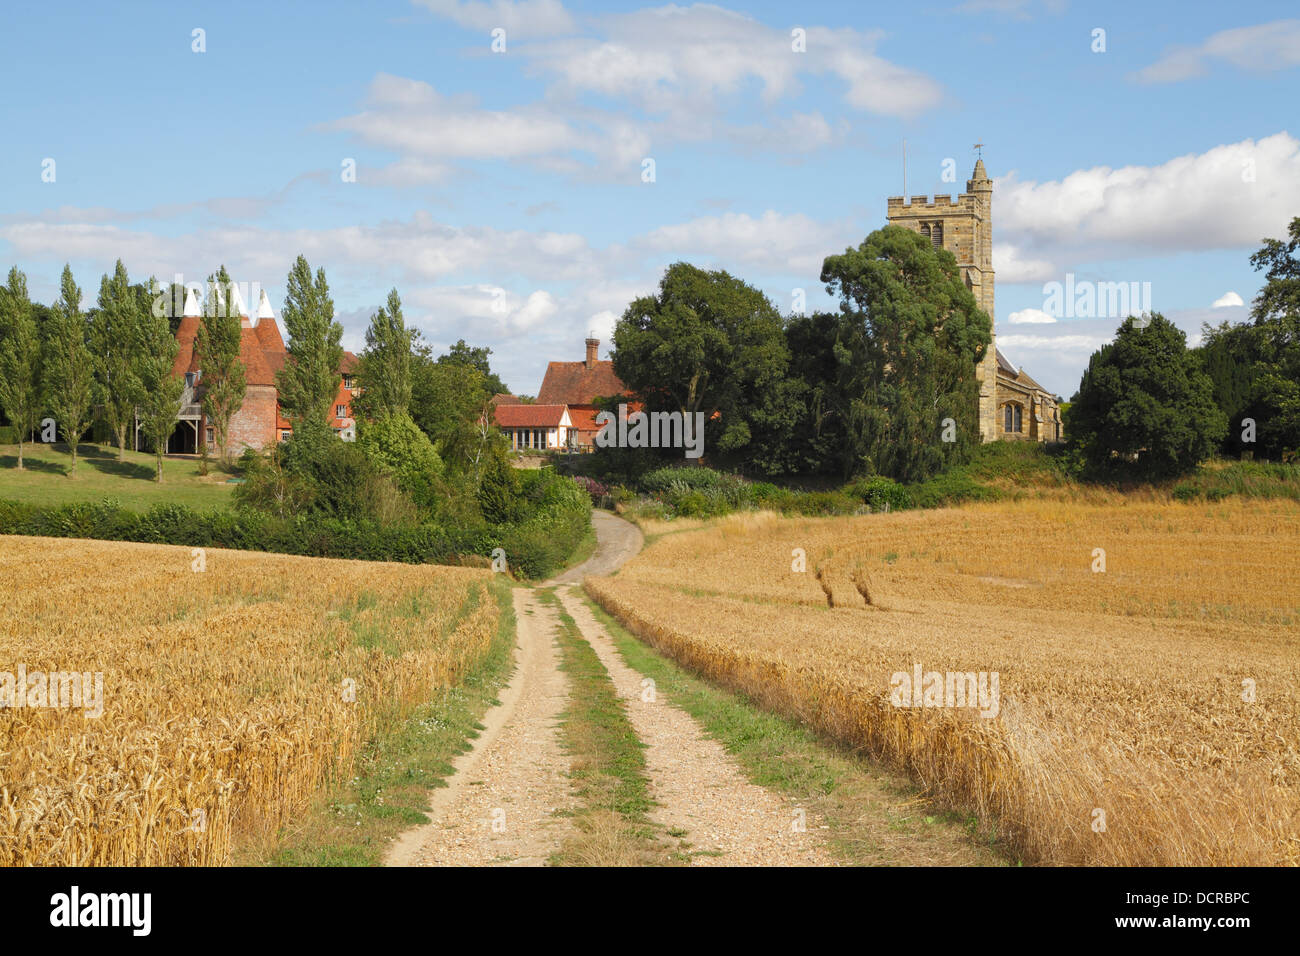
(385, 511, 985, 867)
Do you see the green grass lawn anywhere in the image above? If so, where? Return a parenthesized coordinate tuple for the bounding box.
(0, 442, 237, 511)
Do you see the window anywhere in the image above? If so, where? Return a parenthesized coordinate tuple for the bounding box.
(1004, 404, 1023, 433)
(205, 426, 214, 445)
(336, 404, 347, 418)
(343, 376, 354, 390)
(281, 430, 291, 442)
(930, 221, 943, 249)
(184, 372, 195, 388)
(1015, 405, 1022, 433)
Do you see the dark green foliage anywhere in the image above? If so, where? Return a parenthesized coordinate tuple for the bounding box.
(1070, 314, 1226, 479)
(437, 339, 508, 396)
(612, 261, 793, 470)
(845, 475, 913, 511)
(476, 452, 524, 525)
(817, 226, 991, 482)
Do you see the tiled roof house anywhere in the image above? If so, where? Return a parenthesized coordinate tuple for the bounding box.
(533, 337, 630, 447)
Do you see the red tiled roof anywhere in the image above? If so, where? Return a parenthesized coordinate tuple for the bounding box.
(491, 393, 521, 406)
(537, 360, 626, 406)
(172, 315, 201, 378)
(341, 351, 359, 374)
(494, 404, 570, 428)
(566, 406, 603, 434)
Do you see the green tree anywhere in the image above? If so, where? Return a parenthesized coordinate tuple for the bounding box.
(356, 411, 442, 504)
(277, 255, 343, 428)
(437, 339, 508, 395)
(196, 266, 247, 466)
(355, 288, 411, 419)
(816, 226, 992, 481)
(90, 260, 145, 460)
(136, 278, 184, 481)
(1244, 216, 1300, 458)
(410, 341, 495, 472)
(1194, 320, 1267, 455)
(1070, 314, 1226, 479)
(0, 267, 42, 468)
(612, 261, 792, 465)
(43, 266, 94, 476)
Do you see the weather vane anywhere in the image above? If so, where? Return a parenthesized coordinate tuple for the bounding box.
(974, 142, 985, 159)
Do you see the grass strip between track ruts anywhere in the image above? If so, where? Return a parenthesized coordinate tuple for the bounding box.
(536, 588, 682, 866)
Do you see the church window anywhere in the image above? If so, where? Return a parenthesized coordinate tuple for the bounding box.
(931, 221, 943, 249)
(1004, 404, 1023, 433)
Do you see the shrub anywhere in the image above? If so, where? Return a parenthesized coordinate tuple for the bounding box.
(356, 412, 443, 504)
(640, 466, 731, 493)
(0, 425, 18, 444)
(847, 476, 913, 512)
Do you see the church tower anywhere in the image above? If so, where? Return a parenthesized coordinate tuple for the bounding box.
(885, 159, 999, 441)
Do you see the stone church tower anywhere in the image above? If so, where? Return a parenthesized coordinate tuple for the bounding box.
(885, 159, 1000, 441)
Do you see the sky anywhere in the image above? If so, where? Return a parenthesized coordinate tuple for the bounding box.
(1, 0, 1297, 398)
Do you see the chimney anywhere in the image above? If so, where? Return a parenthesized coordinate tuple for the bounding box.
(585, 336, 599, 369)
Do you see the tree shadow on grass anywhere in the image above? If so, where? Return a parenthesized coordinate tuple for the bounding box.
(0, 452, 65, 474)
(0, 443, 155, 480)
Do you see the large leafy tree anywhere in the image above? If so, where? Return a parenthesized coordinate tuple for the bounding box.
(136, 278, 184, 481)
(196, 266, 247, 466)
(277, 255, 343, 428)
(90, 260, 145, 460)
(355, 288, 411, 419)
(612, 261, 791, 466)
(1070, 313, 1226, 479)
(1194, 320, 1268, 456)
(43, 265, 94, 476)
(816, 225, 992, 481)
(437, 339, 508, 396)
(1243, 215, 1300, 458)
(0, 267, 42, 468)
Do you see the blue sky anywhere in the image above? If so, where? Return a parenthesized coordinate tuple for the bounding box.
(2, 0, 1298, 397)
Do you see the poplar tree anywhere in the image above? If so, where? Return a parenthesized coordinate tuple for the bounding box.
(277, 255, 343, 428)
(0, 267, 42, 469)
(136, 278, 184, 481)
(91, 260, 144, 459)
(356, 288, 411, 419)
(196, 265, 246, 466)
(44, 266, 94, 476)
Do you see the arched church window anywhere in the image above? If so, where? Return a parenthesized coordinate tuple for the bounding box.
(931, 221, 943, 249)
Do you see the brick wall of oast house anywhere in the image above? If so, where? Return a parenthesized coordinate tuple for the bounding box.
(224, 384, 278, 452)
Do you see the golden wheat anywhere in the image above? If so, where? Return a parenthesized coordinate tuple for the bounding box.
(588, 500, 1300, 865)
(0, 535, 497, 866)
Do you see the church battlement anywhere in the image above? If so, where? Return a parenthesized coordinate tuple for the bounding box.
(886, 193, 978, 214)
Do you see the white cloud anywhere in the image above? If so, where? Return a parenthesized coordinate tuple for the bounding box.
(528, 9, 941, 120)
(414, 0, 576, 36)
(639, 210, 847, 275)
(331, 74, 582, 161)
(993, 242, 1056, 283)
(1006, 307, 1056, 324)
(1133, 19, 1300, 84)
(1212, 290, 1244, 308)
(996, 133, 1300, 255)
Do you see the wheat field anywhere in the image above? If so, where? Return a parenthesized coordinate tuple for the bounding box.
(589, 500, 1300, 865)
(0, 535, 498, 866)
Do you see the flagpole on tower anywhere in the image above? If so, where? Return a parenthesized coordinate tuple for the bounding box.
(902, 139, 907, 199)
